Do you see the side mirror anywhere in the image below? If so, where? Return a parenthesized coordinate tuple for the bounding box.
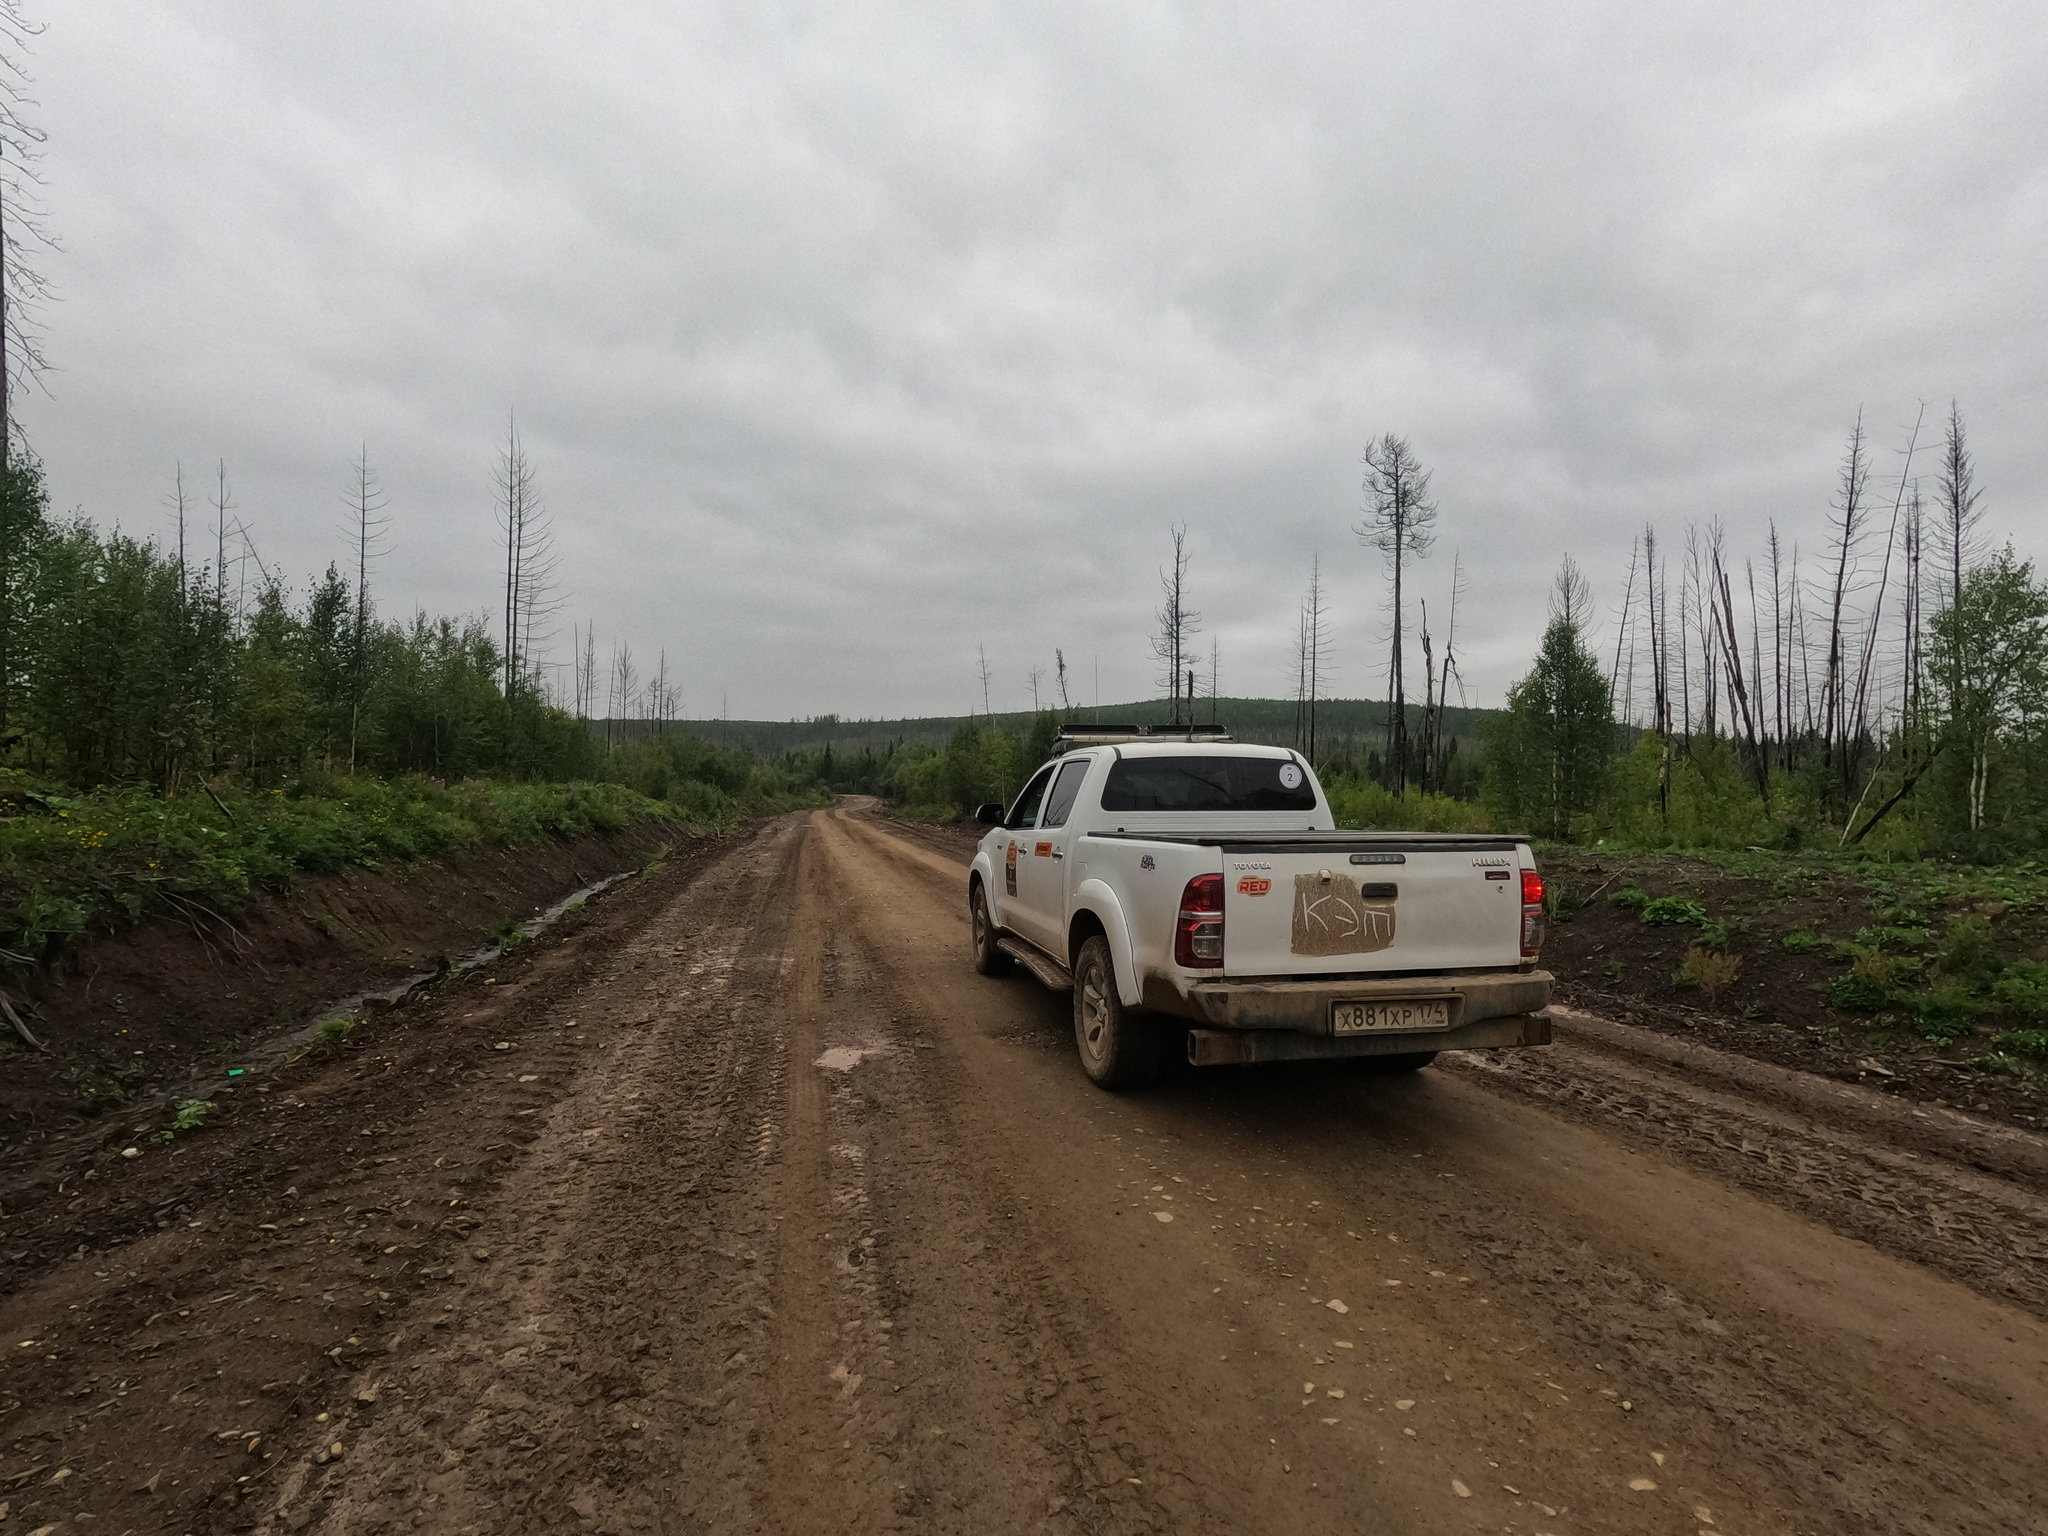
(974, 802, 1005, 827)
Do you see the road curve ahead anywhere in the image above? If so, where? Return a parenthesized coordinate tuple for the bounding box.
(6, 804, 2046, 1536)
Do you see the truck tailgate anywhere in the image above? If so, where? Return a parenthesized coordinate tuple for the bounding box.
(1219, 837, 1524, 976)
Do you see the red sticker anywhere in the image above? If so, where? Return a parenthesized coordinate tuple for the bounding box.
(1035, 842, 1053, 858)
(1237, 876, 1273, 896)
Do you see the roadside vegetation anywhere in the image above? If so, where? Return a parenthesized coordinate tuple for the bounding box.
(0, 460, 829, 964)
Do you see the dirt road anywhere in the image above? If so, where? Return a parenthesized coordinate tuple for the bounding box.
(5, 805, 2048, 1535)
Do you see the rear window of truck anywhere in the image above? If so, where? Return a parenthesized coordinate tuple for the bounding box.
(1099, 756, 1315, 812)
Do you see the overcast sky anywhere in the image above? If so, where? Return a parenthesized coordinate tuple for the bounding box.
(21, 1, 2048, 720)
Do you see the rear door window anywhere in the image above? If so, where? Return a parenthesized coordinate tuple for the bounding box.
(1099, 756, 1315, 812)
(1039, 760, 1092, 829)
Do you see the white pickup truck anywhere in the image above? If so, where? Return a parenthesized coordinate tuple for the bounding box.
(967, 733, 1553, 1088)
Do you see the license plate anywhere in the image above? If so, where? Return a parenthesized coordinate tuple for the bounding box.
(1332, 998, 1450, 1034)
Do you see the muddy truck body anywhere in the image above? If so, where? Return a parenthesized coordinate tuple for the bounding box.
(966, 735, 1553, 1089)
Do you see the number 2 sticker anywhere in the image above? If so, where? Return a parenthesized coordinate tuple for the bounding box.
(1278, 762, 1304, 789)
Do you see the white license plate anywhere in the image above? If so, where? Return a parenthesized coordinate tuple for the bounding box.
(1332, 998, 1450, 1034)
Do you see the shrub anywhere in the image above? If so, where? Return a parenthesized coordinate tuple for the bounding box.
(1913, 981, 1985, 1044)
(1828, 974, 1891, 1013)
(1609, 887, 1650, 911)
(1992, 960, 2048, 1020)
(1641, 896, 1707, 926)
(1937, 914, 1995, 978)
(1697, 919, 1731, 951)
(1991, 1028, 2048, 1059)
(1675, 946, 1741, 1001)
(1781, 928, 1823, 954)
(318, 1018, 355, 1047)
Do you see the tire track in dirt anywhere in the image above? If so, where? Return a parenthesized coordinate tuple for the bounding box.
(1450, 1013, 2048, 1316)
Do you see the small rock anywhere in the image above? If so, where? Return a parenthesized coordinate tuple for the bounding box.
(1451, 1479, 1472, 1498)
(1153, 1211, 1173, 1223)
(46, 1469, 72, 1485)
(1302, 1381, 1315, 1394)
(518, 1074, 539, 1083)
(354, 1383, 380, 1405)
(493, 1042, 511, 1051)
(1394, 1400, 1415, 1411)
(1651, 1451, 1664, 1465)
(1325, 1298, 1349, 1314)
(329, 1441, 345, 1459)
(1325, 1388, 1345, 1399)
(1693, 1503, 1716, 1525)
(1628, 1476, 1657, 1491)
(121, 1147, 140, 1159)
(471, 1249, 491, 1262)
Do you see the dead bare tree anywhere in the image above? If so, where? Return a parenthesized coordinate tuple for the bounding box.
(1934, 399, 1984, 608)
(1818, 413, 1870, 796)
(340, 446, 392, 769)
(1027, 666, 1045, 713)
(1055, 648, 1072, 712)
(496, 417, 559, 703)
(976, 643, 992, 722)
(0, 2, 56, 464)
(1357, 435, 1437, 793)
(1150, 524, 1200, 727)
(1293, 555, 1331, 762)
(1608, 536, 1640, 719)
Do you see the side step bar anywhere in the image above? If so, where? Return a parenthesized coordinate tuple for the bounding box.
(997, 936, 1074, 993)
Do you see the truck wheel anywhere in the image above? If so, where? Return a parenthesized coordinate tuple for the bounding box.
(970, 882, 1013, 977)
(1356, 1051, 1438, 1073)
(1072, 934, 1163, 1089)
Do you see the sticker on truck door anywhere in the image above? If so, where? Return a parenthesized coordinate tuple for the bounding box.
(1005, 841, 1019, 896)
(1291, 871, 1396, 956)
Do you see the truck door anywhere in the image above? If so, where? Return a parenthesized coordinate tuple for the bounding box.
(1011, 757, 1091, 957)
(994, 764, 1056, 933)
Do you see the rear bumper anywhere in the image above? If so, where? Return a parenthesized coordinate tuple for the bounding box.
(1187, 1010, 1551, 1066)
(1173, 969, 1553, 1032)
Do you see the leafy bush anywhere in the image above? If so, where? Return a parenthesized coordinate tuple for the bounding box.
(1610, 887, 1650, 911)
(1781, 928, 1823, 954)
(1828, 974, 1892, 1013)
(1641, 896, 1708, 926)
(1938, 914, 1995, 978)
(1697, 919, 1731, 950)
(1991, 959, 2048, 1020)
(1992, 1028, 2048, 1059)
(1675, 946, 1741, 1001)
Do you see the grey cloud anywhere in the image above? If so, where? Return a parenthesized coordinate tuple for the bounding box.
(26, 0, 2047, 721)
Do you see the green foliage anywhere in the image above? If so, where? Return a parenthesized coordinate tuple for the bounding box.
(1325, 777, 1491, 833)
(0, 773, 676, 961)
(1992, 1028, 2048, 1059)
(152, 1097, 217, 1140)
(881, 722, 1028, 818)
(1640, 896, 1707, 926)
(1827, 973, 1892, 1013)
(1590, 734, 1773, 849)
(318, 1017, 355, 1047)
(1480, 609, 1613, 840)
(1781, 928, 1823, 953)
(1938, 914, 1995, 978)
(1855, 925, 1929, 953)
(1610, 887, 1649, 910)
(1697, 919, 1730, 950)
(1923, 548, 2048, 849)
(1992, 960, 2048, 1020)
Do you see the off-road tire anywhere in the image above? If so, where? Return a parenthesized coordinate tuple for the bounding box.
(1353, 1050, 1438, 1073)
(1072, 934, 1164, 1089)
(970, 881, 1013, 977)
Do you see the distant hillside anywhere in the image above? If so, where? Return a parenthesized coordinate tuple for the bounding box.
(593, 695, 1499, 764)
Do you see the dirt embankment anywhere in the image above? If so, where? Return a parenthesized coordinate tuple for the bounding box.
(0, 820, 692, 1129)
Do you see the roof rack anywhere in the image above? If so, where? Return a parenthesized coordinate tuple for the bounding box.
(1051, 725, 1234, 752)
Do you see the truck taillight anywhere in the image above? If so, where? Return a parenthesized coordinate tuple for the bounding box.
(1520, 868, 1545, 959)
(1175, 873, 1224, 969)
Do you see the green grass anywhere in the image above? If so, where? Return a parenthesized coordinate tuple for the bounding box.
(0, 769, 678, 962)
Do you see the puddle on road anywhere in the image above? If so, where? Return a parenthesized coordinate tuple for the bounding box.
(816, 1045, 893, 1072)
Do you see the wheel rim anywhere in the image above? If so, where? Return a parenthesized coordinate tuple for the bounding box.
(973, 896, 988, 952)
(1079, 962, 1110, 1061)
